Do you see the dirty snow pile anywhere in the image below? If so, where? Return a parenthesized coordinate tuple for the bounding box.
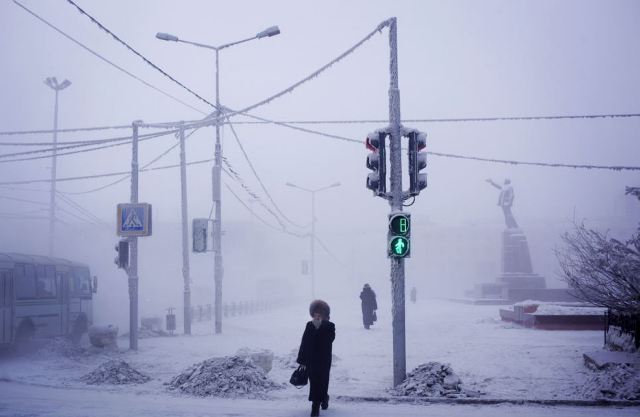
(167, 356, 282, 398)
(392, 362, 471, 398)
(579, 364, 640, 401)
(80, 359, 150, 385)
(34, 337, 85, 359)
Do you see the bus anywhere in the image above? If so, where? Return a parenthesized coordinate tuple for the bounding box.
(0, 253, 97, 348)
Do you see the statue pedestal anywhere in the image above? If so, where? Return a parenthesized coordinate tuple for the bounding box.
(497, 229, 546, 290)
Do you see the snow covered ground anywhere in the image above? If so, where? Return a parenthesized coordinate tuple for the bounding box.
(0, 297, 638, 416)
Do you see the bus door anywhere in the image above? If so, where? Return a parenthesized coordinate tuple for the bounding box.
(1, 271, 14, 345)
(58, 271, 69, 335)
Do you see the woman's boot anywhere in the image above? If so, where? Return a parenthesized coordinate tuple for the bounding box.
(311, 401, 320, 416)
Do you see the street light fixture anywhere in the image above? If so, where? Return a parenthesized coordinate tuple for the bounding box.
(44, 76, 72, 256)
(286, 181, 341, 298)
(156, 26, 280, 335)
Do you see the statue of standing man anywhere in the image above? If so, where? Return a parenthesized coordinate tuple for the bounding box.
(486, 178, 518, 229)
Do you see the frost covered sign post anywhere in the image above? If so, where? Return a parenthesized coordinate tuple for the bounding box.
(365, 18, 428, 387)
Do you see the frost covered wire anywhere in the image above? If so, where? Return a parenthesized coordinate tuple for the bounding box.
(130, 19, 394, 131)
(55, 192, 111, 229)
(225, 112, 640, 125)
(225, 115, 305, 229)
(0, 130, 174, 164)
(0, 195, 48, 206)
(223, 180, 305, 239)
(0, 157, 214, 187)
(314, 235, 347, 268)
(219, 19, 392, 120)
(221, 161, 287, 230)
(427, 151, 640, 171)
(64, 0, 216, 110)
(12, 1, 207, 116)
(0, 125, 131, 137)
(231, 113, 640, 171)
(0, 130, 172, 158)
(59, 127, 202, 195)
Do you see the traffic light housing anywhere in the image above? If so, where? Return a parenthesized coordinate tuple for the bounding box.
(388, 212, 411, 258)
(407, 130, 427, 196)
(192, 218, 208, 253)
(366, 130, 387, 197)
(114, 239, 129, 269)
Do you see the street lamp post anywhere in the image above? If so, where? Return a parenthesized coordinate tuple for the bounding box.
(285, 182, 340, 299)
(44, 77, 71, 257)
(156, 26, 280, 334)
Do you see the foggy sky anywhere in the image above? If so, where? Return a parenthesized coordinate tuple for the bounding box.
(1, 0, 639, 328)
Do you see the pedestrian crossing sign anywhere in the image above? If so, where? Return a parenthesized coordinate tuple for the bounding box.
(117, 203, 152, 237)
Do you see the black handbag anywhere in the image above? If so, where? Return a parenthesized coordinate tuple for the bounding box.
(290, 365, 308, 388)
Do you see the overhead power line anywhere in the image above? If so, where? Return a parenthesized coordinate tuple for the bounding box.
(64, 0, 216, 110)
(225, 114, 304, 229)
(226, 113, 640, 125)
(13, 0, 207, 115)
(0, 130, 174, 164)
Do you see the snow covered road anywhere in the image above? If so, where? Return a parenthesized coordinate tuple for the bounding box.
(0, 380, 638, 417)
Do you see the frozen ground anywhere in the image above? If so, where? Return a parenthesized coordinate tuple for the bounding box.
(0, 297, 638, 416)
(0, 380, 638, 417)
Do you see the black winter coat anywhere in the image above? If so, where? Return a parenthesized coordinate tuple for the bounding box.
(296, 320, 335, 402)
(360, 287, 377, 326)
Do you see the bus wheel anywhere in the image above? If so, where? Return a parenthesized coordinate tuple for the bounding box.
(71, 316, 88, 345)
(14, 322, 35, 353)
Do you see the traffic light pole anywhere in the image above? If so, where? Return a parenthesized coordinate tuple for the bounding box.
(387, 17, 406, 387)
(128, 121, 140, 350)
(178, 123, 192, 335)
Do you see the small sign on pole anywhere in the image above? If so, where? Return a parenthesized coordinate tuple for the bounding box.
(117, 203, 152, 237)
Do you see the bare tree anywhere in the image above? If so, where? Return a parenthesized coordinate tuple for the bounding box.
(556, 223, 640, 315)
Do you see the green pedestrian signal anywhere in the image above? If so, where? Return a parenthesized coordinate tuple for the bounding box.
(389, 236, 410, 258)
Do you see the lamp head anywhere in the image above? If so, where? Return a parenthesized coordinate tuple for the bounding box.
(256, 25, 280, 39)
(156, 32, 179, 42)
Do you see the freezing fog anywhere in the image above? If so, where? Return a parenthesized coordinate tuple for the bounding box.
(0, 1, 639, 416)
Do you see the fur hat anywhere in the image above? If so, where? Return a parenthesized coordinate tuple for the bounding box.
(309, 299, 330, 319)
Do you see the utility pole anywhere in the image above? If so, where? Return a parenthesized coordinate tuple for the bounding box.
(44, 77, 71, 256)
(128, 121, 140, 350)
(387, 17, 407, 387)
(286, 182, 341, 299)
(179, 123, 192, 335)
(213, 49, 223, 335)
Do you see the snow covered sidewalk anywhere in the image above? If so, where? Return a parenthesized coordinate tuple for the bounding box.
(1, 380, 638, 417)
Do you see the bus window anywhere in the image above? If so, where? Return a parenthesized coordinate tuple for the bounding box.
(72, 268, 91, 296)
(36, 265, 57, 299)
(15, 264, 37, 300)
(3, 273, 11, 306)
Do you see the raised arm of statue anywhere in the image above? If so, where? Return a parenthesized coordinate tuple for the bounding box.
(485, 179, 502, 190)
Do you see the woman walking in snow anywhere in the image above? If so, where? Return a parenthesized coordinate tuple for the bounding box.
(360, 284, 377, 329)
(296, 300, 335, 416)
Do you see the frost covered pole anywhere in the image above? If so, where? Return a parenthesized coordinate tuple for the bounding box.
(44, 77, 71, 256)
(388, 17, 406, 387)
(178, 123, 192, 335)
(128, 121, 140, 350)
(213, 49, 224, 335)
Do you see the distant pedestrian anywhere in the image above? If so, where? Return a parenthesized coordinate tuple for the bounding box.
(360, 284, 377, 329)
(297, 300, 335, 416)
(410, 286, 417, 304)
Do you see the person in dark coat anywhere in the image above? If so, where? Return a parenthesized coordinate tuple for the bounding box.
(297, 299, 335, 417)
(360, 284, 377, 329)
(410, 286, 417, 304)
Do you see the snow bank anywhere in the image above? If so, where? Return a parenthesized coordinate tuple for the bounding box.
(81, 359, 150, 385)
(167, 356, 283, 398)
(236, 348, 274, 373)
(606, 326, 638, 353)
(578, 364, 640, 400)
(392, 362, 475, 398)
(33, 337, 85, 359)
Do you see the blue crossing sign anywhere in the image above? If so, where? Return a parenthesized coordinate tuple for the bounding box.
(117, 203, 152, 237)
